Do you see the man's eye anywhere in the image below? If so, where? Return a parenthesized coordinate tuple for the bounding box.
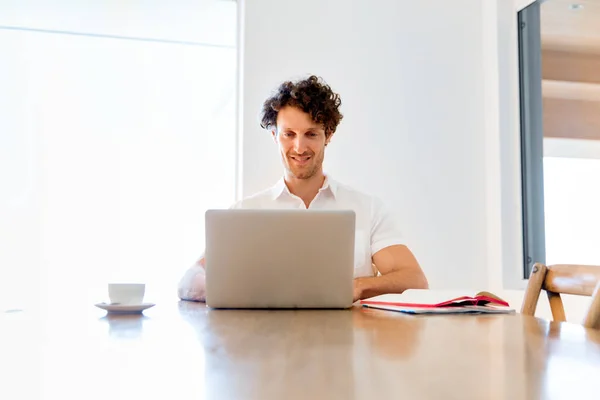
(307, 133, 317, 137)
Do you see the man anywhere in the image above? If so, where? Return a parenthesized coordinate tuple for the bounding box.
(178, 75, 428, 302)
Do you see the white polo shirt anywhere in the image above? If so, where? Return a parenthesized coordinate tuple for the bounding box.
(230, 176, 404, 278)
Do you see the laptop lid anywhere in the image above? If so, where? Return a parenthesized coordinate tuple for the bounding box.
(204, 209, 355, 309)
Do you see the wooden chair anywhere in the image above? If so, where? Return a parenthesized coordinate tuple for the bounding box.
(521, 263, 600, 329)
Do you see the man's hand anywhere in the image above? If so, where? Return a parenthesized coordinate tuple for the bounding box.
(353, 278, 363, 303)
(353, 245, 428, 302)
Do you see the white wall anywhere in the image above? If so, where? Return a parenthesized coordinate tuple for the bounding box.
(239, 0, 593, 323)
(241, 0, 488, 290)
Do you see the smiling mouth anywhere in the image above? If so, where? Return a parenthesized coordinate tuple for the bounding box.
(290, 155, 311, 164)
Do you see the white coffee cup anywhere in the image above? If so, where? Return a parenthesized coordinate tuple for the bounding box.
(108, 283, 145, 305)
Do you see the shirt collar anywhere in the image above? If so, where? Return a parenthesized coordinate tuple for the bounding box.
(271, 174, 337, 200)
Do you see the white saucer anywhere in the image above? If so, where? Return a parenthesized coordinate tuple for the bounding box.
(94, 302, 155, 314)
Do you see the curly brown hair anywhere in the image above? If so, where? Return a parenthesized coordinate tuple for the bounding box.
(259, 75, 343, 138)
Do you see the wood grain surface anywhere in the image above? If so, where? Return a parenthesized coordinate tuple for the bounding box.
(2, 301, 600, 400)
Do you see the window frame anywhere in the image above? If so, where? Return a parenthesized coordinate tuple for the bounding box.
(517, 0, 546, 279)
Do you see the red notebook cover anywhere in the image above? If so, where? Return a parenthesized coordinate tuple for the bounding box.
(360, 293, 510, 308)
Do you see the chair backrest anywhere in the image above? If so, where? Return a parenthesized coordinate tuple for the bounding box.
(521, 263, 600, 329)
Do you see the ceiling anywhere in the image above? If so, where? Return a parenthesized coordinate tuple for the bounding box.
(541, 0, 600, 52)
(0, 0, 237, 48)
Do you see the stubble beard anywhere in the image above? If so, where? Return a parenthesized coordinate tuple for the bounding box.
(284, 151, 324, 180)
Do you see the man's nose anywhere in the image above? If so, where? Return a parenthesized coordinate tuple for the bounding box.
(293, 136, 308, 154)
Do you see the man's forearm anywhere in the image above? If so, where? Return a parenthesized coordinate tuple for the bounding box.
(355, 269, 429, 300)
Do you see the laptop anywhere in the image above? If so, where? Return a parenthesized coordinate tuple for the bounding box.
(204, 209, 356, 309)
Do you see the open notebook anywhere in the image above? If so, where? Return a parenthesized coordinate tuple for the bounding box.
(360, 290, 515, 315)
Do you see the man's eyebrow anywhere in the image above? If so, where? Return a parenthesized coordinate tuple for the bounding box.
(281, 126, 321, 132)
(279, 126, 324, 133)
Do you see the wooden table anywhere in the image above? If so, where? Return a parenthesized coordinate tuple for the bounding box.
(2, 301, 600, 400)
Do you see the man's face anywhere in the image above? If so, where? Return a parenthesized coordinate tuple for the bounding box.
(273, 106, 330, 180)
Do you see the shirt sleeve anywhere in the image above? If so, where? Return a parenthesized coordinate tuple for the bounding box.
(177, 264, 206, 302)
(180, 200, 243, 301)
(370, 196, 404, 255)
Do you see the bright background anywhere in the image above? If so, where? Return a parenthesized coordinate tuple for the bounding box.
(0, 0, 237, 309)
(1, 0, 598, 322)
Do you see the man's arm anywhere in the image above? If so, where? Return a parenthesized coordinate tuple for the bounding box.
(177, 257, 207, 302)
(353, 244, 428, 301)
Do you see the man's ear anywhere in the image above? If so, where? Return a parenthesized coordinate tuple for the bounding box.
(272, 129, 278, 143)
(325, 131, 334, 146)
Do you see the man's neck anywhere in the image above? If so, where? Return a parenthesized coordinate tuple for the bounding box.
(284, 171, 326, 208)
